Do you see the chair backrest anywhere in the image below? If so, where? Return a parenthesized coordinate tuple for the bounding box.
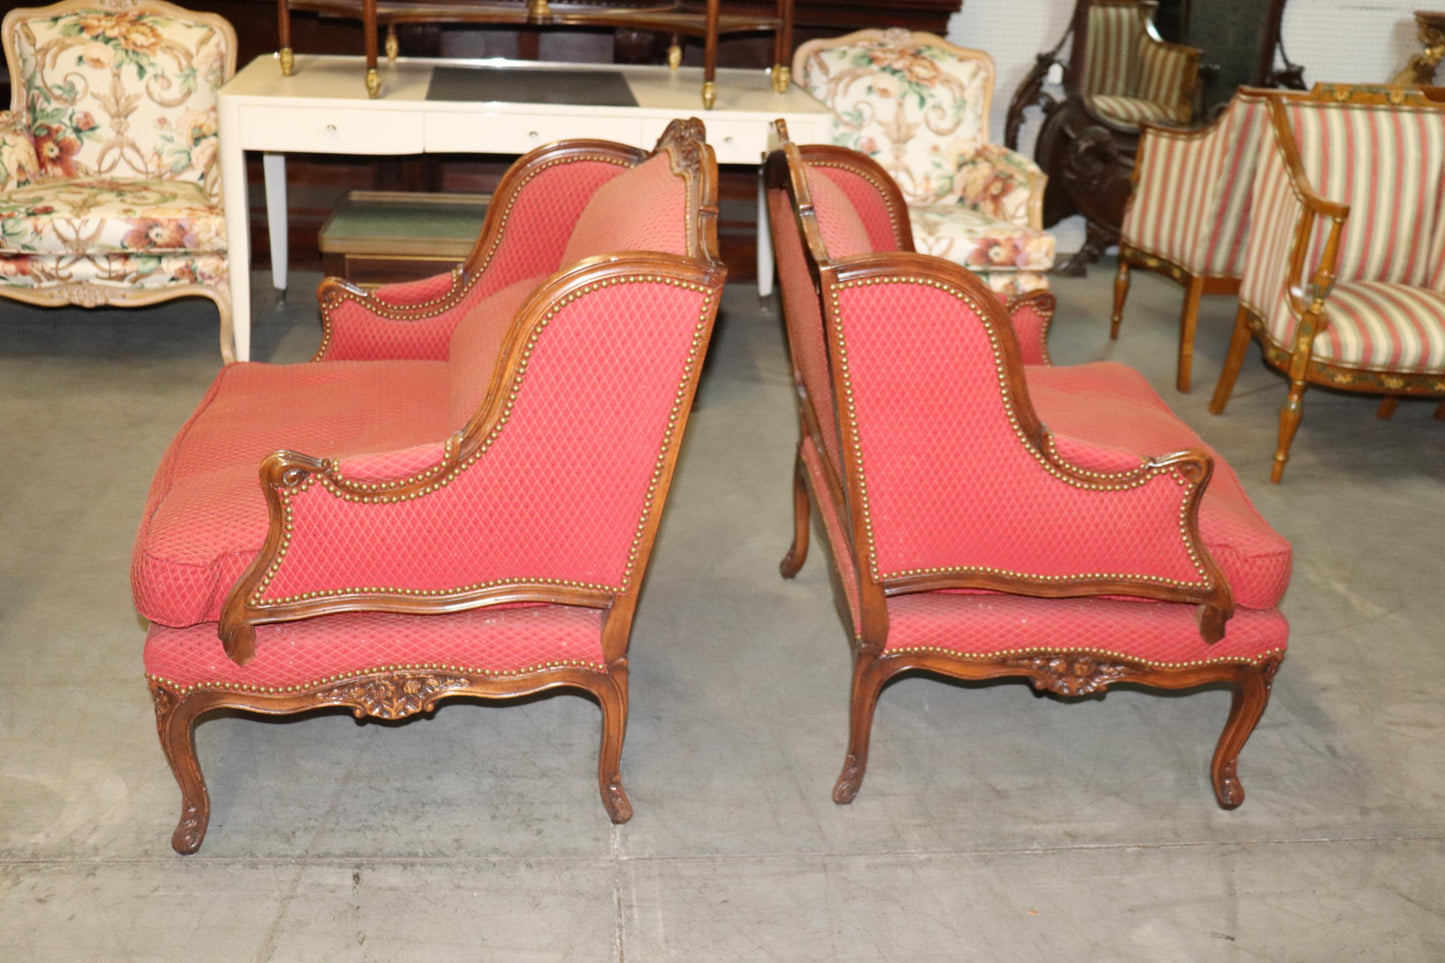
(792, 27, 996, 208)
(2, 0, 236, 187)
(1242, 85, 1445, 331)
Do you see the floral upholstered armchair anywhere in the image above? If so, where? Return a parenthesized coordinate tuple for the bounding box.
(1210, 85, 1445, 482)
(792, 28, 1054, 298)
(1112, 88, 1274, 392)
(0, 0, 236, 358)
(765, 124, 1291, 809)
(132, 121, 726, 852)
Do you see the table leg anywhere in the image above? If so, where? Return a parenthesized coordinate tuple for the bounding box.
(218, 92, 251, 361)
(262, 152, 289, 303)
(756, 162, 774, 298)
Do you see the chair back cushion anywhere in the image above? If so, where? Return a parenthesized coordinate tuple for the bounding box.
(560, 152, 689, 265)
(6, 3, 233, 189)
(794, 29, 993, 207)
(1080, 2, 1144, 98)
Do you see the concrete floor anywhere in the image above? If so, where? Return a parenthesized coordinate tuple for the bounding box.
(1, 262, 1443, 961)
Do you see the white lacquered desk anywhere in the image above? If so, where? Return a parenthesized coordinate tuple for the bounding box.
(217, 53, 831, 360)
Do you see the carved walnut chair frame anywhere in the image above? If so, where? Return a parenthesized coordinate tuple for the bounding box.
(765, 128, 1283, 810)
(146, 121, 725, 853)
(1, 0, 239, 360)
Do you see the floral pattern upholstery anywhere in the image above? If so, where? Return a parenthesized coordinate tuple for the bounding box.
(793, 28, 1053, 289)
(0, 0, 236, 358)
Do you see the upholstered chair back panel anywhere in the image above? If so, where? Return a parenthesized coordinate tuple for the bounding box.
(9, 6, 232, 189)
(1135, 32, 1192, 122)
(832, 279, 1206, 586)
(1286, 101, 1445, 289)
(1240, 121, 1308, 341)
(1198, 95, 1272, 274)
(810, 162, 908, 252)
(560, 152, 689, 265)
(1081, 3, 1143, 98)
(803, 167, 875, 259)
(797, 32, 993, 207)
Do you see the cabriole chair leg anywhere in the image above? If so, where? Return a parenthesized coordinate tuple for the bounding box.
(149, 683, 212, 855)
(833, 650, 887, 804)
(779, 446, 811, 578)
(595, 670, 633, 824)
(1209, 658, 1281, 809)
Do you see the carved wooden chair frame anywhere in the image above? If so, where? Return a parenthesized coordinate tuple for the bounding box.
(1208, 84, 1445, 482)
(765, 126, 1282, 810)
(148, 120, 726, 852)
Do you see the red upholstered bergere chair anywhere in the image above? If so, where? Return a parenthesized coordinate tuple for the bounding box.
(1210, 85, 1445, 482)
(1111, 88, 1274, 392)
(765, 123, 1291, 809)
(132, 120, 726, 853)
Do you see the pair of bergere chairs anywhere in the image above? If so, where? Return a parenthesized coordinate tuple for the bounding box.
(1113, 83, 1445, 482)
(133, 119, 1292, 855)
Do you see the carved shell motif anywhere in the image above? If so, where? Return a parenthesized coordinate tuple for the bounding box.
(1006, 653, 1130, 696)
(321, 672, 474, 720)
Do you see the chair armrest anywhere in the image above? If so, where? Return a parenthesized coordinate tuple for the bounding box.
(313, 143, 647, 362)
(956, 143, 1048, 230)
(219, 257, 726, 663)
(0, 112, 38, 192)
(1006, 289, 1054, 365)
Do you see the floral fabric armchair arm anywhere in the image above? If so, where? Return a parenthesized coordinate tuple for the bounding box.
(314, 142, 651, 362)
(953, 142, 1046, 229)
(0, 111, 38, 191)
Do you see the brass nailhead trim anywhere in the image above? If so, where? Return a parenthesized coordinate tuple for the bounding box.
(886, 644, 1287, 670)
(830, 277, 1211, 589)
(146, 658, 607, 695)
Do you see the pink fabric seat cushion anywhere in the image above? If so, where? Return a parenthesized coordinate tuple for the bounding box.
(560, 153, 689, 265)
(144, 606, 606, 693)
(448, 274, 550, 430)
(1026, 362, 1292, 609)
(133, 361, 452, 627)
(883, 591, 1287, 665)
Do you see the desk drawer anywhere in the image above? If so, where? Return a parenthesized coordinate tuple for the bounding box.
(426, 112, 646, 153)
(237, 106, 425, 154)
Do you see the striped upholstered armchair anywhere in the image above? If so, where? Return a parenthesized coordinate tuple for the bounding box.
(1111, 88, 1273, 391)
(1210, 85, 1445, 482)
(1073, 0, 1199, 130)
(793, 28, 1054, 298)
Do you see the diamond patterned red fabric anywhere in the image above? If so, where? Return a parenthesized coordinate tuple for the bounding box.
(804, 168, 875, 259)
(812, 163, 907, 252)
(561, 153, 689, 264)
(371, 271, 459, 307)
(133, 361, 451, 626)
(834, 281, 1290, 606)
(884, 591, 1286, 665)
(1009, 298, 1051, 365)
(448, 275, 549, 430)
(144, 606, 606, 692)
(1027, 363, 1292, 609)
(260, 282, 706, 603)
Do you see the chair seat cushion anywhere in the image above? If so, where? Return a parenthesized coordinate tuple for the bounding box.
(0, 251, 227, 289)
(0, 178, 224, 255)
(132, 360, 452, 627)
(884, 591, 1287, 665)
(144, 607, 606, 693)
(1026, 361, 1293, 609)
(1307, 280, 1445, 375)
(909, 205, 1055, 271)
(1085, 95, 1176, 129)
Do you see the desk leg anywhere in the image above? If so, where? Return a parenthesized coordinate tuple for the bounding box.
(263, 152, 289, 302)
(756, 163, 774, 298)
(218, 93, 251, 361)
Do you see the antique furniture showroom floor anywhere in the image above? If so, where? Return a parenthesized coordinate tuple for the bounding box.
(2, 263, 1443, 959)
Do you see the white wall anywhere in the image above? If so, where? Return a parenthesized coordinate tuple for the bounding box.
(944, 0, 1425, 252)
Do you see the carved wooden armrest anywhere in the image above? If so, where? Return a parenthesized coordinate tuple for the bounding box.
(1006, 289, 1055, 365)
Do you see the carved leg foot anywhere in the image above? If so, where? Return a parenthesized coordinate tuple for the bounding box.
(1210, 658, 1280, 809)
(150, 682, 212, 854)
(595, 670, 633, 823)
(833, 653, 884, 804)
(779, 446, 810, 578)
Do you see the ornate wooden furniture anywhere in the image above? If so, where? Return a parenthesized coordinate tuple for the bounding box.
(1392, 10, 1445, 87)
(0, 0, 237, 359)
(133, 120, 726, 853)
(765, 122, 1291, 809)
(1111, 87, 1274, 391)
(1007, 0, 1299, 273)
(1210, 85, 1445, 482)
(275, 0, 796, 106)
(793, 28, 1054, 299)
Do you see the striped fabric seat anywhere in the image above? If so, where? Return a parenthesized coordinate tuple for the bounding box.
(1212, 85, 1445, 482)
(1086, 94, 1176, 127)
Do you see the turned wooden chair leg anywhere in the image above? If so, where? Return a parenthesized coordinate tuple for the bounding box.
(1271, 378, 1309, 483)
(595, 668, 633, 823)
(1176, 275, 1205, 393)
(150, 683, 212, 854)
(779, 446, 811, 578)
(1210, 658, 1280, 809)
(833, 650, 887, 804)
(1377, 395, 1400, 419)
(1209, 305, 1253, 415)
(1109, 258, 1131, 340)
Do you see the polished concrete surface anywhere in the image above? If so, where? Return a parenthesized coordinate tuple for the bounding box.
(2, 264, 1443, 960)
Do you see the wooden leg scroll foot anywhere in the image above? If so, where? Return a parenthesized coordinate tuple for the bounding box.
(596, 671, 633, 823)
(150, 682, 212, 854)
(1209, 658, 1280, 809)
(833, 653, 884, 804)
(779, 448, 810, 578)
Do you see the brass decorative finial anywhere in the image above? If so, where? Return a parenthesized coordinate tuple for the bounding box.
(279, 46, 294, 76)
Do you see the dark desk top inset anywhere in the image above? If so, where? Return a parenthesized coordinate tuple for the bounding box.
(427, 66, 638, 107)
